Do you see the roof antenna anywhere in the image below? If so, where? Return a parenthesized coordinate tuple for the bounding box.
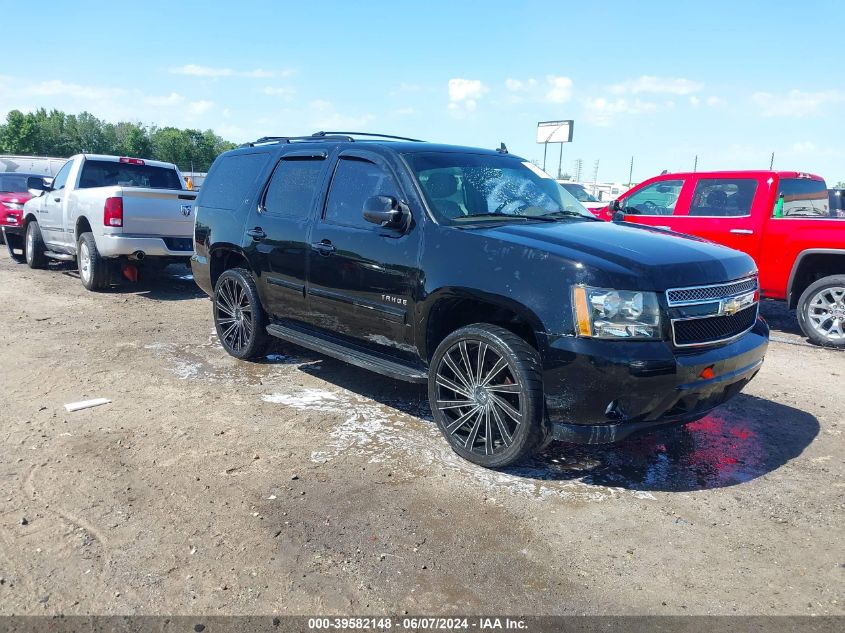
(497, 142, 508, 154)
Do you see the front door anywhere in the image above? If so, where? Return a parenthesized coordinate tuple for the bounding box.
(39, 160, 73, 248)
(619, 177, 691, 232)
(307, 150, 420, 361)
(244, 151, 329, 322)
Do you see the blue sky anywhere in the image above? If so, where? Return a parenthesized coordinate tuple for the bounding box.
(1, 0, 843, 183)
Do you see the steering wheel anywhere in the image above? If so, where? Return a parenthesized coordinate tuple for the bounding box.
(640, 200, 658, 214)
(493, 200, 528, 215)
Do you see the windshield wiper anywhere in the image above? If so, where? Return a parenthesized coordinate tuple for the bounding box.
(540, 210, 599, 221)
(459, 212, 559, 222)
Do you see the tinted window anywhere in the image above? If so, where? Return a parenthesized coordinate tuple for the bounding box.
(262, 158, 325, 218)
(79, 160, 182, 190)
(406, 152, 592, 223)
(830, 190, 845, 217)
(689, 178, 757, 216)
(51, 161, 73, 191)
(324, 158, 399, 228)
(623, 180, 684, 215)
(200, 152, 269, 211)
(0, 173, 37, 193)
(776, 178, 830, 217)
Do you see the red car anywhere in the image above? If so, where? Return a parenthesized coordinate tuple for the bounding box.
(603, 170, 845, 347)
(0, 172, 38, 259)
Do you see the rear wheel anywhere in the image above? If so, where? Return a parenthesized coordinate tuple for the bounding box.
(428, 324, 549, 468)
(797, 275, 845, 347)
(213, 267, 270, 360)
(25, 221, 48, 269)
(78, 233, 109, 291)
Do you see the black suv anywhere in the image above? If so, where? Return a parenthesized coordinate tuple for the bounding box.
(192, 132, 769, 468)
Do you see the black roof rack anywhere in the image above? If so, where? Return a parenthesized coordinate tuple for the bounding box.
(240, 131, 425, 148)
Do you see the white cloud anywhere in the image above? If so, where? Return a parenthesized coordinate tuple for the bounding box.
(170, 65, 294, 79)
(610, 76, 703, 96)
(448, 78, 488, 115)
(505, 78, 526, 91)
(752, 89, 845, 117)
(706, 96, 725, 107)
(545, 75, 573, 103)
(689, 95, 700, 107)
(146, 92, 185, 107)
(309, 99, 375, 129)
(262, 86, 296, 100)
(584, 97, 657, 126)
(188, 100, 214, 116)
(23, 80, 125, 101)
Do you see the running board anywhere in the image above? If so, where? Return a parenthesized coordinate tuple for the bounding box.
(266, 322, 428, 383)
(45, 251, 76, 261)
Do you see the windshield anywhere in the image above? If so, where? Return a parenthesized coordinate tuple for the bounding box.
(0, 173, 36, 193)
(405, 152, 593, 224)
(560, 182, 600, 203)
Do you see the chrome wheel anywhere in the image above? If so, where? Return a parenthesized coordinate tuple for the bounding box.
(807, 286, 845, 342)
(434, 339, 523, 457)
(215, 276, 254, 353)
(25, 224, 35, 265)
(79, 241, 91, 284)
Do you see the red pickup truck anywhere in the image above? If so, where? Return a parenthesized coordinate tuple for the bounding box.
(602, 170, 845, 347)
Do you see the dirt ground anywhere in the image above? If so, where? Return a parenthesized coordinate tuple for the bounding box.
(0, 251, 842, 616)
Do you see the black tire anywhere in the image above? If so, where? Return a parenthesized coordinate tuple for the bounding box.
(797, 275, 845, 348)
(213, 267, 270, 360)
(25, 221, 48, 269)
(428, 324, 549, 468)
(77, 232, 109, 291)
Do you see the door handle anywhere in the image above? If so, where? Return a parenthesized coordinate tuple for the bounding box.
(311, 240, 336, 255)
(53, 197, 61, 202)
(247, 227, 266, 241)
(729, 229, 754, 235)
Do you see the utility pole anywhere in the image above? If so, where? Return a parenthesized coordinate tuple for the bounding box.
(592, 160, 600, 197)
(769, 152, 775, 169)
(628, 156, 634, 187)
(573, 159, 583, 182)
(693, 155, 698, 173)
(542, 142, 548, 172)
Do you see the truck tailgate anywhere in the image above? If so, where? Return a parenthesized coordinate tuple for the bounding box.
(120, 188, 197, 237)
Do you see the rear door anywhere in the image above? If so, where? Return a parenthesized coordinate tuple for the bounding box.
(667, 174, 766, 259)
(243, 150, 329, 322)
(306, 150, 420, 361)
(618, 177, 693, 231)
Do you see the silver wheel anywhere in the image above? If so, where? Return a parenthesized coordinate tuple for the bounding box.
(215, 276, 254, 353)
(79, 241, 91, 284)
(807, 285, 845, 343)
(434, 339, 523, 457)
(25, 224, 34, 265)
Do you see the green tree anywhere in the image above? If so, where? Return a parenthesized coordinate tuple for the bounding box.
(1, 110, 39, 154)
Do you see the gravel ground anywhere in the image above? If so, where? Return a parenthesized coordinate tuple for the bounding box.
(0, 252, 842, 616)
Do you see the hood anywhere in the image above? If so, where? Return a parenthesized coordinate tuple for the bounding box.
(471, 219, 756, 291)
(0, 191, 31, 205)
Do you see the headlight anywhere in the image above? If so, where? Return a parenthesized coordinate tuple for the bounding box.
(5, 203, 23, 211)
(573, 285, 662, 339)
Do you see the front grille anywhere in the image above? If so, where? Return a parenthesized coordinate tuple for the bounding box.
(673, 305, 757, 346)
(667, 277, 757, 305)
(163, 237, 193, 252)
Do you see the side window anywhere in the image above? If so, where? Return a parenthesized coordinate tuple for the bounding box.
(199, 152, 270, 211)
(689, 178, 757, 217)
(51, 161, 73, 192)
(775, 178, 832, 218)
(324, 158, 399, 228)
(262, 158, 325, 218)
(623, 180, 684, 216)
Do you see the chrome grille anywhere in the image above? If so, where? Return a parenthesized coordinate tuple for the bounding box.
(673, 305, 758, 346)
(667, 277, 758, 305)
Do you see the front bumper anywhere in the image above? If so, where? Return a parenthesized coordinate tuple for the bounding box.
(97, 234, 193, 258)
(542, 318, 769, 444)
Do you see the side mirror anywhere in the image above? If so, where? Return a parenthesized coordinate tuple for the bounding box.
(609, 199, 621, 212)
(363, 195, 407, 229)
(612, 210, 625, 223)
(27, 176, 49, 192)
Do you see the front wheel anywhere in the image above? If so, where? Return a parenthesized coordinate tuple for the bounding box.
(797, 276, 845, 347)
(213, 267, 270, 360)
(25, 221, 48, 269)
(428, 324, 549, 468)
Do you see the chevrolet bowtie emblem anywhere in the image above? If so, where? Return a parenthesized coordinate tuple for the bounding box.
(722, 298, 741, 316)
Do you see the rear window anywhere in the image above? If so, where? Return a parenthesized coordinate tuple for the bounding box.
(199, 152, 270, 211)
(0, 173, 36, 193)
(78, 160, 183, 190)
(828, 190, 844, 217)
(777, 178, 831, 218)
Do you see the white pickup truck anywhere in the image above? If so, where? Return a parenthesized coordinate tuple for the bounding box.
(22, 154, 196, 290)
